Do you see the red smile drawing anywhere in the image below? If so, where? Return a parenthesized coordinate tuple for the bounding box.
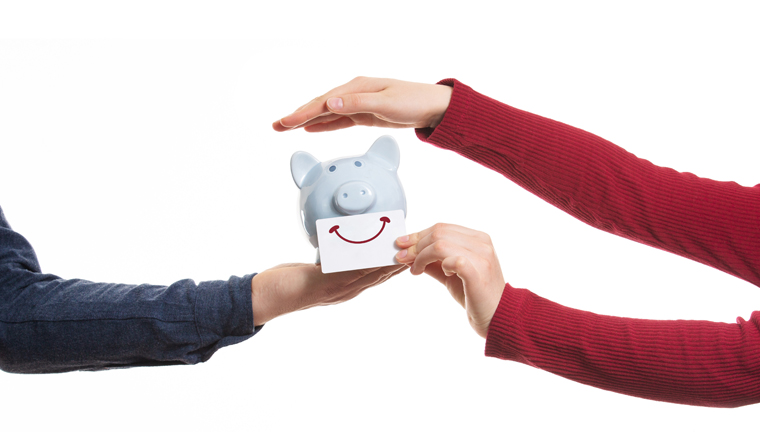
(329, 217, 391, 244)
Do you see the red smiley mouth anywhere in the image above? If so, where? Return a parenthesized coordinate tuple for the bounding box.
(329, 216, 391, 244)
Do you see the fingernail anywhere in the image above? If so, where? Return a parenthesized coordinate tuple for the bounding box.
(396, 249, 407, 260)
(398, 235, 409, 243)
(327, 97, 343, 110)
(279, 118, 294, 128)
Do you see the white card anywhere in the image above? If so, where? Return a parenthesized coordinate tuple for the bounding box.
(316, 209, 406, 274)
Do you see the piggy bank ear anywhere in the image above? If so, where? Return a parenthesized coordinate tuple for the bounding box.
(290, 151, 321, 189)
(366, 135, 400, 172)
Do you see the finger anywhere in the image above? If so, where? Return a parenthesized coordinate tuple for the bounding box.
(440, 255, 479, 281)
(276, 90, 349, 129)
(324, 92, 388, 117)
(277, 91, 341, 129)
(371, 263, 408, 281)
(394, 227, 454, 264)
(412, 223, 488, 245)
(414, 227, 492, 262)
(352, 263, 406, 281)
(274, 77, 389, 130)
(287, 92, 387, 131)
(294, 112, 345, 128)
(395, 233, 417, 249)
(349, 263, 397, 280)
(396, 224, 489, 264)
(440, 256, 476, 307)
(375, 264, 409, 284)
(420, 260, 448, 285)
(410, 240, 478, 276)
(303, 116, 358, 133)
(272, 119, 291, 132)
(286, 108, 378, 133)
(395, 232, 420, 264)
(349, 264, 408, 290)
(278, 101, 332, 129)
(305, 110, 407, 132)
(409, 260, 466, 309)
(317, 77, 389, 105)
(273, 112, 341, 132)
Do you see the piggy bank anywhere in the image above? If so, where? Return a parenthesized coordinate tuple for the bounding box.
(290, 135, 407, 252)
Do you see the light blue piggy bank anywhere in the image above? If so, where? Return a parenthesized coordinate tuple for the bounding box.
(290, 135, 407, 252)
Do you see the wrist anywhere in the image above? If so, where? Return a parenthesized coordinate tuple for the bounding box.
(427, 85, 453, 129)
(251, 265, 316, 326)
(251, 272, 278, 326)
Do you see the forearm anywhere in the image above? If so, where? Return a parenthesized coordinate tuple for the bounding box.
(0, 272, 257, 374)
(417, 79, 760, 286)
(0, 207, 257, 373)
(486, 284, 760, 407)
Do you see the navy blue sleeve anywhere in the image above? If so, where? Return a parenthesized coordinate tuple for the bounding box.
(0, 205, 259, 374)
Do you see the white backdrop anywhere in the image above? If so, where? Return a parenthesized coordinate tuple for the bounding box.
(1, 1, 759, 438)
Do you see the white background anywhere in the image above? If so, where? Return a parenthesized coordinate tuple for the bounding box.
(1, 1, 759, 438)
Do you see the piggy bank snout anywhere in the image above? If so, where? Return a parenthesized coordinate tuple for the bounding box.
(334, 181, 376, 215)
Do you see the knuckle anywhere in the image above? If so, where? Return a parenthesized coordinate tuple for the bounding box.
(432, 240, 449, 254)
(431, 223, 449, 235)
(406, 244, 418, 257)
(430, 228, 446, 242)
(480, 257, 493, 271)
(408, 232, 419, 244)
(349, 76, 370, 89)
(455, 256, 468, 271)
(478, 242, 496, 258)
(346, 93, 363, 108)
(354, 267, 375, 278)
(479, 231, 493, 244)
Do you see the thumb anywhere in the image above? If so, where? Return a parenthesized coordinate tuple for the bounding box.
(326, 92, 385, 115)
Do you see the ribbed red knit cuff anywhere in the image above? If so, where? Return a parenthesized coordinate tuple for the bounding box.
(484, 283, 534, 364)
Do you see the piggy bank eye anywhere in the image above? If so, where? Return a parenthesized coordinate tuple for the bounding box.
(328, 165, 337, 172)
(354, 161, 363, 167)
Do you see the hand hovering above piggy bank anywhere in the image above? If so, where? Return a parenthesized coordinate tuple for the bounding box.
(290, 135, 407, 270)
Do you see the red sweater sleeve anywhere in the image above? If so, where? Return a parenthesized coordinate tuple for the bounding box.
(416, 79, 760, 407)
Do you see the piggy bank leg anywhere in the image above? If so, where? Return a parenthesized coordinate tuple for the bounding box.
(315, 248, 321, 265)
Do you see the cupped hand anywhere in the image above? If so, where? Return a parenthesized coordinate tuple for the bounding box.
(251, 263, 407, 326)
(394, 224, 505, 338)
(272, 77, 453, 133)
